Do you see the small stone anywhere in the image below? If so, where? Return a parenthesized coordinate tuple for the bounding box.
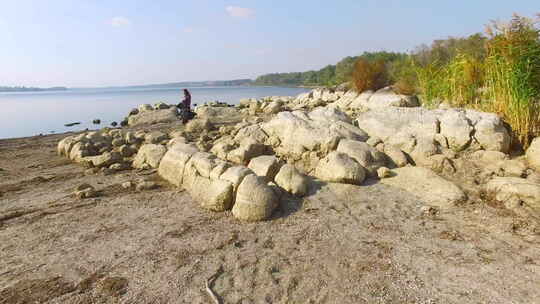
(136, 181, 158, 191)
(121, 181, 133, 189)
(366, 136, 382, 147)
(109, 163, 129, 171)
(75, 188, 97, 199)
(420, 206, 438, 215)
(112, 138, 125, 147)
(119, 145, 137, 157)
(101, 168, 115, 175)
(75, 183, 94, 191)
(74, 184, 96, 199)
(377, 167, 392, 179)
(84, 168, 99, 175)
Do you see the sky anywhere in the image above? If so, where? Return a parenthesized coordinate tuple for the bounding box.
(0, 0, 538, 88)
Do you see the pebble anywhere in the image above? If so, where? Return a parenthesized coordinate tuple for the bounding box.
(84, 168, 100, 175)
(377, 167, 392, 179)
(74, 184, 97, 199)
(136, 181, 158, 191)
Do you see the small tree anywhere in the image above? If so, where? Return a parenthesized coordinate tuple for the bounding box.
(351, 58, 389, 92)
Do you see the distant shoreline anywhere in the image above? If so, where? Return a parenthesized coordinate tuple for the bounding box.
(0, 86, 67, 93)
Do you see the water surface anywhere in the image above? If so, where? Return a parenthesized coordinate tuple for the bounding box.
(0, 86, 309, 139)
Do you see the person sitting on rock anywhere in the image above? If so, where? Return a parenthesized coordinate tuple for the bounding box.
(177, 89, 192, 123)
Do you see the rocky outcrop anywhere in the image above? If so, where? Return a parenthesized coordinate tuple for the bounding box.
(355, 107, 511, 165)
(158, 142, 280, 221)
(260, 108, 367, 171)
(381, 167, 466, 208)
(57, 90, 540, 222)
(332, 87, 419, 111)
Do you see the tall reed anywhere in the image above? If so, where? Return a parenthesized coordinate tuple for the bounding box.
(483, 14, 540, 146)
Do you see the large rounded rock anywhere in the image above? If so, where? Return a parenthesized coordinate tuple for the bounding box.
(526, 137, 540, 172)
(232, 174, 278, 222)
(133, 144, 167, 169)
(274, 164, 309, 196)
(381, 167, 466, 208)
(314, 151, 366, 185)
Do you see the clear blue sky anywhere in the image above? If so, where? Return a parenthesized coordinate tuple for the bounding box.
(0, 0, 538, 87)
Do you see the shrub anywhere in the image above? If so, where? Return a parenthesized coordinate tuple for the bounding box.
(351, 58, 389, 92)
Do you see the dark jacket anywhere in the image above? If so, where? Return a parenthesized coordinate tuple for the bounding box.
(180, 91, 191, 109)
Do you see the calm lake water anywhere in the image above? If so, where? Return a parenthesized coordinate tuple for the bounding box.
(0, 86, 309, 139)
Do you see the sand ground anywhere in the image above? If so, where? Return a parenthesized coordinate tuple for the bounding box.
(1, 126, 540, 304)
